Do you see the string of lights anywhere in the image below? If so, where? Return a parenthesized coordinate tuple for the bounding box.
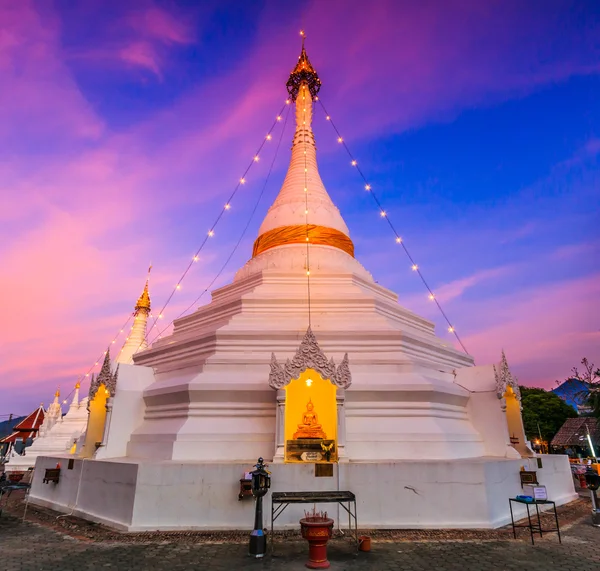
(53, 314, 136, 406)
(302, 85, 313, 326)
(62, 101, 290, 399)
(142, 101, 290, 346)
(146, 104, 292, 345)
(317, 99, 470, 355)
(127, 99, 290, 352)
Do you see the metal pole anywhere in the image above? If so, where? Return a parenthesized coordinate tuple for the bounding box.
(248, 458, 269, 558)
(537, 423, 545, 453)
(254, 495, 263, 532)
(590, 490, 600, 526)
(586, 425, 596, 459)
(249, 496, 266, 557)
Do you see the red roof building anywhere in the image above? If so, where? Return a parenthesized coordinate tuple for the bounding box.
(0, 405, 45, 444)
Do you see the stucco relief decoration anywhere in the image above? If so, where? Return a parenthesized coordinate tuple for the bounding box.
(494, 350, 521, 411)
(87, 350, 119, 410)
(269, 326, 352, 389)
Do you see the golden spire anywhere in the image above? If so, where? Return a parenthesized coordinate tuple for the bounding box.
(135, 280, 151, 314)
(75, 381, 81, 389)
(55, 387, 60, 398)
(286, 31, 321, 101)
(252, 34, 353, 260)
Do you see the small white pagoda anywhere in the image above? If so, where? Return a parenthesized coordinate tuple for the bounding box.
(29, 40, 576, 531)
(5, 386, 88, 473)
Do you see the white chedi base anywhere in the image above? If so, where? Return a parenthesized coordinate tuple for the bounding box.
(29, 454, 576, 531)
(127, 245, 483, 464)
(5, 398, 88, 473)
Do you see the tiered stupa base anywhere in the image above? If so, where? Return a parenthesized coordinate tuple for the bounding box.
(29, 454, 576, 531)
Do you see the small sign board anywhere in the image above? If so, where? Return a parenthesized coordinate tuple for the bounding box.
(315, 463, 334, 477)
(523, 484, 547, 501)
(520, 471, 539, 486)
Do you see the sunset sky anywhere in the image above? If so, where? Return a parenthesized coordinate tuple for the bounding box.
(1, 0, 599, 415)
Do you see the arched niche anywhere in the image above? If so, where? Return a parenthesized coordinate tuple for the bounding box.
(495, 351, 534, 458)
(269, 327, 351, 463)
(284, 369, 337, 463)
(81, 384, 109, 458)
(504, 385, 533, 458)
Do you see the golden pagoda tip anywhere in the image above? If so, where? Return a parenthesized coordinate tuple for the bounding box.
(135, 277, 152, 313)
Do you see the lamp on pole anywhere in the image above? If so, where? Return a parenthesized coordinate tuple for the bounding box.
(248, 457, 271, 558)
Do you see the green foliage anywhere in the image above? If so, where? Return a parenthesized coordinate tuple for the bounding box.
(520, 386, 578, 443)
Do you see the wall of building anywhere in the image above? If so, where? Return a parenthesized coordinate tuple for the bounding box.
(30, 455, 138, 529)
(28, 455, 576, 531)
(456, 364, 522, 458)
(96, 364, 155, 460)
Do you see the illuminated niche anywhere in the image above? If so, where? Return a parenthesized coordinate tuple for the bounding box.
(504, 386, 532, 458)
(81, 385, 109, 458)
(284, 369, 337, 463)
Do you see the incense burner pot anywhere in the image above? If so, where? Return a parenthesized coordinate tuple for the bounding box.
(299, 514, 334, 569)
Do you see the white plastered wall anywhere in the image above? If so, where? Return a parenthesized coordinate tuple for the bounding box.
(96, 364, 155, 460)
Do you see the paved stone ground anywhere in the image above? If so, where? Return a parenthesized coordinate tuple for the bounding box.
(1, 494, 600, 570)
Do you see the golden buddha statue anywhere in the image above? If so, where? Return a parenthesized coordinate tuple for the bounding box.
(293, 399, 327, 439)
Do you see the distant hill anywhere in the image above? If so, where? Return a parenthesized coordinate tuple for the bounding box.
(0, 416, 26, 439)
(552, 378, 591, 414)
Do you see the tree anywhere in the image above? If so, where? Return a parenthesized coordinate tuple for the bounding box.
(520, 386, 578, 444)
(570, 358, 600, 418)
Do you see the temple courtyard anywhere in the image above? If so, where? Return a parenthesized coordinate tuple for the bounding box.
(1, 492, 599, 570)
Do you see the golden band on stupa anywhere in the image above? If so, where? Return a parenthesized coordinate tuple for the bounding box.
(252, 224, 355, 258)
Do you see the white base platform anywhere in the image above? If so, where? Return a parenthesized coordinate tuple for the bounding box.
(29, 454, 576, 532)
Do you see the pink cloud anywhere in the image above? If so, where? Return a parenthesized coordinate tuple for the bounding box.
(126, 6, 194, 45)
(0, 1, 104, 142)
(69, 3, 195, 78)
(551, 241, 600, 261)
(462, 274, 600, 387)
(118, 41, 163, 77)
(434, 266, 514, 304)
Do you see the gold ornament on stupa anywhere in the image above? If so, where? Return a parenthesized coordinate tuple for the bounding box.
(286, 32, 321, 101)
(135, 280, 151, 314)
(293, 399, 327, 439)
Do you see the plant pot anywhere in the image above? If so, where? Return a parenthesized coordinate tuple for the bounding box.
(299, 517, 335, 569)
(358, 535, 371, 551)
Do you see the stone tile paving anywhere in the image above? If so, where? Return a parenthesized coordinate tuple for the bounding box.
(1, 493, 600, 571)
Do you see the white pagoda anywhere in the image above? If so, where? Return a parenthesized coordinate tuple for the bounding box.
(5, 387, 88, 473)
(29, 41, 576, 531)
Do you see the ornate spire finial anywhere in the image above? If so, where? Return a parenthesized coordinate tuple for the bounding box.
(494, 350, 522, 410)
(286, 33, 321, 101)
(75, 381, 81, 389)
(268, 326, 352, 389)
(98, 348, 112, 379)
(88, 349, 118, 404)
(55, 387, 60, 398)
(135, 279, 151, 314)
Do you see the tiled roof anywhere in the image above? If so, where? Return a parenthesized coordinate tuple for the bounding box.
(13, 405, 45, 431)
(551, 417, 600, 447)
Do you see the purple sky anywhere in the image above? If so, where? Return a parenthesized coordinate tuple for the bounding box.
(1, 0, 599, 415)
